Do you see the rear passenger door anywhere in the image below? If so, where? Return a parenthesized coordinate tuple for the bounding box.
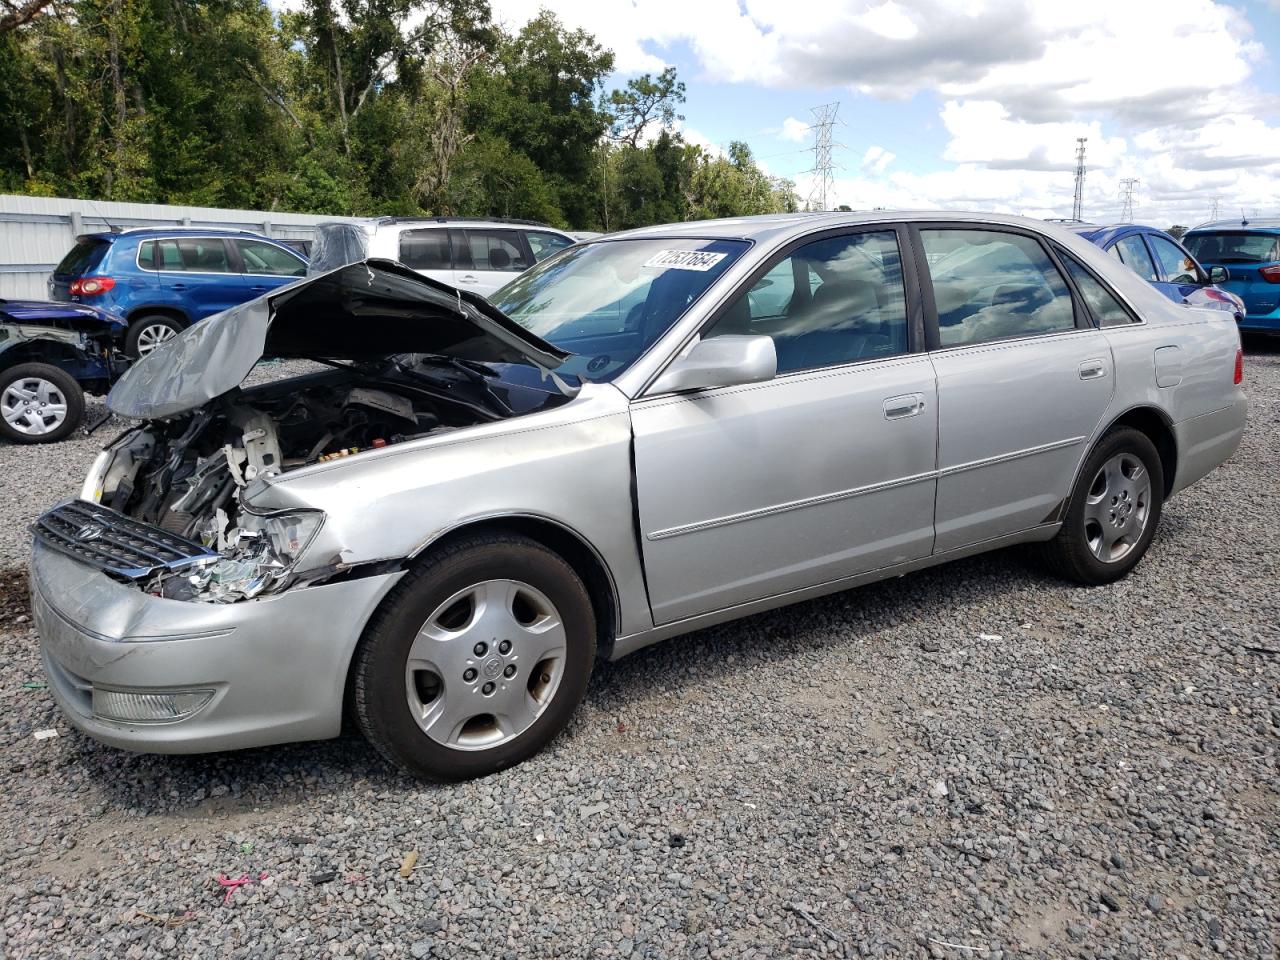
(396, 228, 454, 285)
(232, 238, 307, 300)
(916, 226, 1114, 553)
(140, 237, 242, 320)
(451, 229, 533, 296)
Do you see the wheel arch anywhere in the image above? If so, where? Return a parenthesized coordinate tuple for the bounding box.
(125, 305, 190, 327)
(1103, 405, 1178, 498)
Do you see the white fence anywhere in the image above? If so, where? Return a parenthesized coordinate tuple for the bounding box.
(0, 194, 351, 299)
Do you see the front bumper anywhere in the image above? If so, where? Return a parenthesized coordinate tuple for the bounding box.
(31, 541, 403, 754)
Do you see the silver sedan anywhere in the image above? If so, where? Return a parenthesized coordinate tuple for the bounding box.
(31, 212, 1247, 780)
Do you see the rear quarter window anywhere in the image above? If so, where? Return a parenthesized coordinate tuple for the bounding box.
(55, 238, 110, 275)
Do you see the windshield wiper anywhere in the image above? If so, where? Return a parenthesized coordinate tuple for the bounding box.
(407, 355, 514, 416)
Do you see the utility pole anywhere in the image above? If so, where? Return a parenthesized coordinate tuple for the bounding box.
(1119, 178, 1139, 222)
(808, 102, 840, 212)
(1071, 137, 1087, 222)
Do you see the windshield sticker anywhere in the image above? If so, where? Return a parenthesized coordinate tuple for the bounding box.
(642, 250, 728, 272)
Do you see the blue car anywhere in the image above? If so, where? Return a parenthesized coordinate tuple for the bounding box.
(1065, 223, 1244, 323)
(49, 228, 308, 357)
(1183, 219, 1280, 334)
(0, 299, 127, 443)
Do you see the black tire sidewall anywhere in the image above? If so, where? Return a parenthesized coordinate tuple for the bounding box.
(125, 316, 183, 358)
(355, 536, 595, 781)
(1062, 428, 1164, 583)
(0, 363, 85, 444)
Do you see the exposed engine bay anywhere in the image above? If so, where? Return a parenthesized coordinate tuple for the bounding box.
(88, 358, 565, 603)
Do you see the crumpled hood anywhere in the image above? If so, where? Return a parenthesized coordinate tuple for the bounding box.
(108, 260, 569, 420)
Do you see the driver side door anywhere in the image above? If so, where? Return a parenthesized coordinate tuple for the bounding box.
(630, 227, 938, 625)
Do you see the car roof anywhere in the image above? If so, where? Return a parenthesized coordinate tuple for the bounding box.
(598, 210, 1106, 248)
(1187, 218, 1280, 234)
(83, 227, 283, 241)
(322, 217, 568, 233)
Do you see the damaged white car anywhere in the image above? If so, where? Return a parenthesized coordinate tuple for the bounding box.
(31, 214, 1246, 780)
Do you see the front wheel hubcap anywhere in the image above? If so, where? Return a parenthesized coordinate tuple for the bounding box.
(404, 579, 567, 751)
(1, 378, 68, 435)
(1083, 452, 1151, 563)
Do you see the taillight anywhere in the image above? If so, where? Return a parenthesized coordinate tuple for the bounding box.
(1233, 347, 1243, 385)
(1260, 265, 1280, 284)
(69, 276, 116, 296)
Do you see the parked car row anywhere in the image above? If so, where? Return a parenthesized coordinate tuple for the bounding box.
(5, 217, 579, 445)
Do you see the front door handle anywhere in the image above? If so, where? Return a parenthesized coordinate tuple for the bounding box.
(170, 283, 188, 291)
(1079, 359, 1108, 380)
(250, 284, 269, 291)
(883, 393, 926, 420)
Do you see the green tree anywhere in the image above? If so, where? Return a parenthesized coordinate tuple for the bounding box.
(603, 66, 685, 147)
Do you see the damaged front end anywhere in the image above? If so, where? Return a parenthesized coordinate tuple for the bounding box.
(36, 261, 575, 604)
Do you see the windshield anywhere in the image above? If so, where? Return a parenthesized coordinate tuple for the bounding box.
(1184, 231, 1280, 265)
(489, 237, 748, 382)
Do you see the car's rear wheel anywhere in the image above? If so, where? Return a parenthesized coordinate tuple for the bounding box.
(0, 363, 84, 444)
(353, 532, 595, 780)
(125, 315, 183, 358)
(1040, 427, 1164, 585)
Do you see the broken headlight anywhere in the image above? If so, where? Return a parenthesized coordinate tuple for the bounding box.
(164, 508, 325, 603)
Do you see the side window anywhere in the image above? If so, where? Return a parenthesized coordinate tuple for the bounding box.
(398, 229, 453, 271)
(1058, 250, 1137, 327)
(461, 230, 531, 272)
(1148, 235, 1200, 284)
(172, 237, 232, 273)
(137, 240, 156, 270)
(705, 230, 909, 373)
(921, 229, 1075, 347)
(1107, 244, 1124, 264)
(525, 231, 574, 262)
(1114, 235, 1158, 282)
(236, 239, 305, 276)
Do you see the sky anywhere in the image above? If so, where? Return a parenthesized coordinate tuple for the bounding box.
(487, 0, 1280, 226)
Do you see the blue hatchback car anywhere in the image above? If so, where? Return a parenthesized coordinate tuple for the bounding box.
(1066, 223, 1244, 323)
(1183, 219, 1280, 334)
(49, 228, 308, 357)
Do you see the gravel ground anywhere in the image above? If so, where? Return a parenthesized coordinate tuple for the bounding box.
(0, 345, 1276, 960)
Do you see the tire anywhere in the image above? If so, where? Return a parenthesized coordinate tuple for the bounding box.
(1039, 427, 1164, 585)
(125, 315, 183, 358)
(353, 532, 596, 781)
(0, 363, 85, 444)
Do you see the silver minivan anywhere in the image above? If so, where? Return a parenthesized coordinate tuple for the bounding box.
(309, 217, 576, 296)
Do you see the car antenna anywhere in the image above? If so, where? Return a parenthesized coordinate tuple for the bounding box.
(85, 198, 121, 234)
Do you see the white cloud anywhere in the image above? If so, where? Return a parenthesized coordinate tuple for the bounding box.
(860, 145, 895, 175)
(779, 117, 810, 142)
(488, 0, 1280, 223)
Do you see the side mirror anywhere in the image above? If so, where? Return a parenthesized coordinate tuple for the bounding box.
(649, 335, 777, 394)
(1207, 265, 1229, 285)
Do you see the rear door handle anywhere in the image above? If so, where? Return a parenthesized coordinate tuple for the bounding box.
(170, 283, 188, 291)
(883, 393, 926, 420)
(1079, 359, 1108, 380)
(458, 275, 479, 284)
(250, 284, 269, 291)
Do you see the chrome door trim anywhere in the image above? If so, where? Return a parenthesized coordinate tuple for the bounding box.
(646, 469, 938, 541)
(937, 435, 1086, 478)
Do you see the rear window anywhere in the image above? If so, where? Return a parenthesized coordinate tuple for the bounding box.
(1184, 231, 1280, 265)
(55, 237, 110, 276)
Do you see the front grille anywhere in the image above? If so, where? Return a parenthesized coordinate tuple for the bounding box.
(34, 500, 219, 580)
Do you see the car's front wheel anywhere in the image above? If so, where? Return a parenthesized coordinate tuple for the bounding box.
(125, 315, 183, 358)
(352, 532, 596, 780)
(0, 363, 84, 444)
(1040, 427, 1164, 585)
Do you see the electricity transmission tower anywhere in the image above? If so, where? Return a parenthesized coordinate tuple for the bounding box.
(1119, 178, 1140, 222)
(1071, 138, 1087, 221)
(808, 102, 840, 211)
(1210, 196, 1221, 220)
